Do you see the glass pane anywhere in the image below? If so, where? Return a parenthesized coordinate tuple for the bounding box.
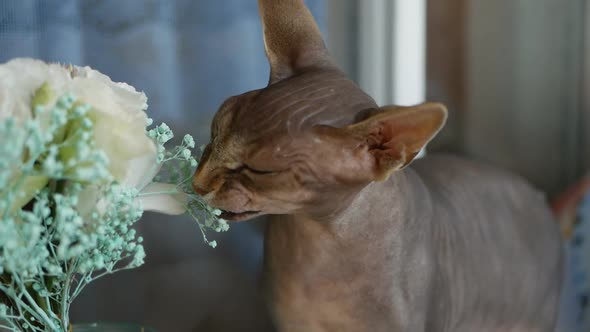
(0, 1, 324, 331)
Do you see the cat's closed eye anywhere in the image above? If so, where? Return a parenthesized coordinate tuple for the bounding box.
(234, 164, 276, 175)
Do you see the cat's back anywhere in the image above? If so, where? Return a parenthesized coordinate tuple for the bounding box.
(409, 154, 556, 230)
(408, 154, 563, 331)
(410, 154, 543, 199)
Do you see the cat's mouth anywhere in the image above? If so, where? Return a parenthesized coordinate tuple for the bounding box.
(219, 209, 262, 221)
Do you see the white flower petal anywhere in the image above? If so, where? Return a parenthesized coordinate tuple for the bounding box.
(77, 187, 103, 217)
(71, 65, 148, 112)
(123, 152, 161, 191)
(70, 66, 148, 120)
(83, 109, 156, 182)
(0, 58, 70, 123)
(138, 182, 188, 215)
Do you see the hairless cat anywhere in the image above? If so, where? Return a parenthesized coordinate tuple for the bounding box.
(192, 1, 563, 331)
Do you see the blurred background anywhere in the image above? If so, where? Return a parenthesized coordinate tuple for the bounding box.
(0, 0, 588, 331)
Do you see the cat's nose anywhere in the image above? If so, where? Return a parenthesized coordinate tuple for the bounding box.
(192, 145, 213, 196)
(192, 176, 211, 196)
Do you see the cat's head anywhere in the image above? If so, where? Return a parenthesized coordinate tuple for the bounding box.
(192, 0, 447, 221)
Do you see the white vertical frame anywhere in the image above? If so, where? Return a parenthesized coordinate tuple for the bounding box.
(357, 0, 426, 107)
(358, 0, 390, 106)
(391, 0, 426, 106)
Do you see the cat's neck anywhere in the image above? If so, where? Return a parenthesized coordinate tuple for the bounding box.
(264, 169, 432, 330)
(266, 170, 432, 269)
(265, 168, 430, 255)
(304, 168, 427, 231)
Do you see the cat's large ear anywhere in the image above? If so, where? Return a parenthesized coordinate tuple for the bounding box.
(318, 103, 447, 181)
(258, 0, 332, 85)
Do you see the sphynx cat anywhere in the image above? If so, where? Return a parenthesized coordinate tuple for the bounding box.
(192, 1, 563, 331)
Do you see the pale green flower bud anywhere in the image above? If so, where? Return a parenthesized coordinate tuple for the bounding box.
(183, 134, 195, 148)
(182, 148, 192, 160)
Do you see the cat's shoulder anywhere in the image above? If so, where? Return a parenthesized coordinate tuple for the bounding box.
(410, 153, 515, 178)
(407, 153, 544, 200)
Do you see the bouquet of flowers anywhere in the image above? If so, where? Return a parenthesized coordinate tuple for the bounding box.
(0, 58, 227, 331)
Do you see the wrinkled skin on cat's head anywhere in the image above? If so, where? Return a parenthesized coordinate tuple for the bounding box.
(192, 0, 447, 221)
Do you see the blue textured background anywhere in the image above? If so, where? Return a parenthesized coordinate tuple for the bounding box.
(0, 0, 326, 143)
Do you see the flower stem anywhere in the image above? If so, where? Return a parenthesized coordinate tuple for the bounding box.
(61, 267, 73, 330)
(14, 275, 60, 331)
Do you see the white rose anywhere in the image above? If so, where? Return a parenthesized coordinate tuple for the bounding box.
(68, 65, 188, 215)
(0, 58, 187, 215)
